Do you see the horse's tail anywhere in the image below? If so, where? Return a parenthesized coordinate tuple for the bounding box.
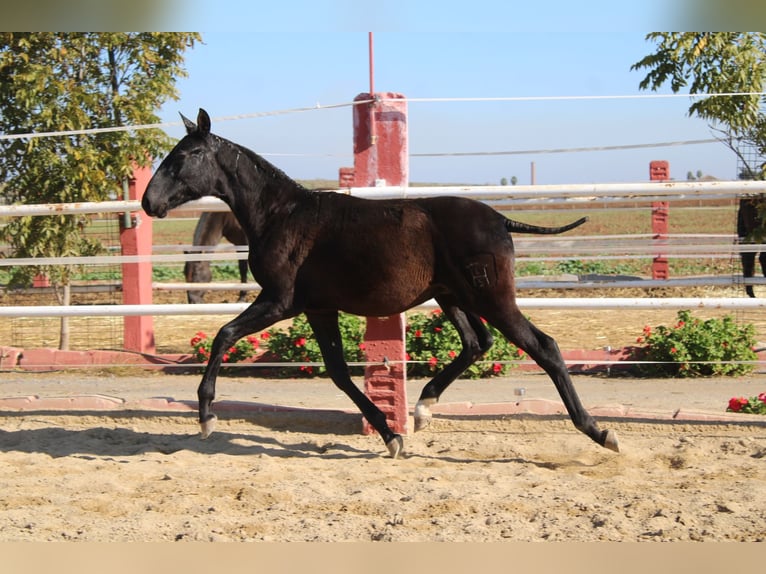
(504, 216, 588, 235)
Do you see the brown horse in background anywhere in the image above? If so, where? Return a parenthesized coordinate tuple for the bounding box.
(737, 196, 766, 298)
(184, 211, 250, 304)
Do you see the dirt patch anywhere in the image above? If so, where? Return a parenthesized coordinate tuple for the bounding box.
(0, 411, 763, 541)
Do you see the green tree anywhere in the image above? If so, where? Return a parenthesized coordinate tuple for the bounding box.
(0, 32, 200, 348)
(632, 33, 766, 239)
(632, 33, 766, 178)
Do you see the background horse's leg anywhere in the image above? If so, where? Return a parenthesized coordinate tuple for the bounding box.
(485, 307, 619, 452)
(197, 296, 293, 438)
(185, 258, 212, 304)
(742, 251, 757, 298)
(236, 259, 249, 302)
(305, 310, 403, 458)
(758, 251, 766, 296)
(414, 299, 493, 431)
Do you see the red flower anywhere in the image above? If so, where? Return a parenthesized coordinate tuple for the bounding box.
(492, 363, 502, 373)
(260, 332, 271, 340)
(728, 397, 747, 412)
(405, 353, 411, 361)
(246, 335, 260, 347)
(190, 332, 206, 346)
(758, 393, 766, 404)
(432, 309, 442, 316)
(675, 321, 685, 329)
(358, 342, 366, 351)
(294, 337, 306, 347)
(636, 336, 644, 344)
(222, 353, 230, 362)
(428, 357, 438, 367)
(415, 330, 422, 338)
(434, 327, 442, 332)
(448, 350, 457, 359)
(643, 325, 652, 336)
(670, 347, 677, 354)
(516, 348, 526, 358)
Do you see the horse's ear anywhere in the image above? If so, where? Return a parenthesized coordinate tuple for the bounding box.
(180, 112, 197, 134)
(197, 109, 211, 136)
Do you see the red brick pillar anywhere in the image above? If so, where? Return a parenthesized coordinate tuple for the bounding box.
(650, 161, 670, 280)
(341, 92, 409, 435)
(120, 164, 155, 354)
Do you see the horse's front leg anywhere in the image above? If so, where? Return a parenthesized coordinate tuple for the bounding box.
(198, 296, 293, 438)
(305, 310, 403, 458)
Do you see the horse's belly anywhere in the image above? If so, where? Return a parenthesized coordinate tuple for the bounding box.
(307, 275, 434, 317)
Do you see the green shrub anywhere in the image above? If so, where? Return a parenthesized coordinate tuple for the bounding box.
(189, 310, 526, 379)
(631, 310, 757, 377)
(405, 309, 525, 379)
(264, 313, 366, 377)
(189, 331, 261, 364)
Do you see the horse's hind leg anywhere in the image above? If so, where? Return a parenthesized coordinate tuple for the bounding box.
(487, 307, 619, 452)
(306, 310, 403, 458)
(414, 300, 493, 431)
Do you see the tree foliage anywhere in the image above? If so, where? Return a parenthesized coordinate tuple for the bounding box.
(632, 33, 766, 179)
(0, 32, 200, 348)
(0, 32, 199, 287)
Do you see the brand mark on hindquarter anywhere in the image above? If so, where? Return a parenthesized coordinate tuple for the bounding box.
(464, 254, 497, 288)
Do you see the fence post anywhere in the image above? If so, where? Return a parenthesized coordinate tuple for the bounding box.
(650, 160, 670, 280)
(340, 92, 409, 436)
(120, 164, 155, 354)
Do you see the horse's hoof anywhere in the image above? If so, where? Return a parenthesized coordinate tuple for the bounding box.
(602, 429, 620, 453)
(414, 398, 436, 432)
(414, 415, 431, 432)
(386, 435, 404, 459)
(200, 414, 218, 439)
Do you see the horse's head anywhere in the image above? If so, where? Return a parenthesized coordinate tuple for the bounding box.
(142, 108, 220, 218)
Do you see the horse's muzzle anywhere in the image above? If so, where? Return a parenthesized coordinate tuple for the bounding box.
(141, 195, 168, 218)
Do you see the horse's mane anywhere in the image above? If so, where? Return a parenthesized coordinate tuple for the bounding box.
(214, 134, 309, 192)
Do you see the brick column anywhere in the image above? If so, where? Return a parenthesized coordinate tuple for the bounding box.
(650, 161, 670, 280)
(341, 92, 409, 435)
(120, 164, 155, 354)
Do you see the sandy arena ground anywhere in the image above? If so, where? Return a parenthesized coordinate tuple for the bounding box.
(0, 371, 764, 542)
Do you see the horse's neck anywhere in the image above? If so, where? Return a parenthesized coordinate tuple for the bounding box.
(222, 144, 310, 240)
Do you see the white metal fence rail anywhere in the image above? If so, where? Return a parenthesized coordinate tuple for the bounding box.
(3, 180, 766, 322)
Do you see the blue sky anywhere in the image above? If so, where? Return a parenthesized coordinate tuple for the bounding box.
(148, 3, 751, 185)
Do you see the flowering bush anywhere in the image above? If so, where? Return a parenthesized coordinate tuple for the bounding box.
(263, 313, 366, 377)
(190, 310, 526, 379)
(727, 393, 766, 415)
(406, 309, 525, 379)
(631, 310, 757, 377)
(189, 331, 263, 364)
